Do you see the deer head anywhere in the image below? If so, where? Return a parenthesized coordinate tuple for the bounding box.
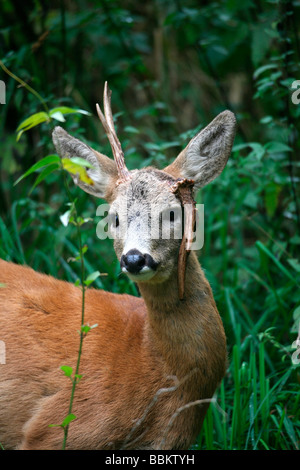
(52, 83, 236, 298)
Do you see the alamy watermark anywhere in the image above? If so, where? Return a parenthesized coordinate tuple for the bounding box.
(291, 80, 300, 105)
(0, 80, 5, 104)
(0, 340, 5, 364)
(291, 324, 300, 365)
(95, 202, 204, 250)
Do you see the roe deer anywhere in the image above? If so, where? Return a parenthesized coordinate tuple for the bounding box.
(0, 83, 236, 450)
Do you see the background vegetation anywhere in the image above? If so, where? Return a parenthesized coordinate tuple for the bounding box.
(0, 0, 299, 450)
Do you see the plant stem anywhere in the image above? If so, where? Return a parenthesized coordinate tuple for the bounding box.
(61, 171, 86, 450)
(0, 60, 49, 114)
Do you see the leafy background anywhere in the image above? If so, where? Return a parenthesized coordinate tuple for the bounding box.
(0, 0, 299, 450)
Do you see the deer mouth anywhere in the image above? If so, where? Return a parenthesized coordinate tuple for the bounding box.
(123, 267, 157, 282)
(120, 249, 159, 282)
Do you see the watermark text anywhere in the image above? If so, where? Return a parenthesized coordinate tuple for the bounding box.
(291, 80, 300, 105)
(0, 80, 5, 104)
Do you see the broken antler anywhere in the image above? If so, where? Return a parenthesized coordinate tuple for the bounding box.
(170, 178, 196, 300)
(96, 82, 131, 184)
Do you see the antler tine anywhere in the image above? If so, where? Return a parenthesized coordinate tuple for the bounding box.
(103, 81, 115, 132)
(96, 81, 131, 183)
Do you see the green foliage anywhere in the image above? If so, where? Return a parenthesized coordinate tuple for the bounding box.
(49, 413, 77, 429)
(16, 107, 90, 141)
(0, 0, 299, 451)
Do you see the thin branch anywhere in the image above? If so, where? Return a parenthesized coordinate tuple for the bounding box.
(0, 60, 49, 114)
(121, 368, 200, 449)
(157, 396, 226, 450)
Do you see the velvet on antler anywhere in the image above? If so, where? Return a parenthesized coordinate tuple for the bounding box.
(170, 178, 196, 300)
(96, 82, 132, 184)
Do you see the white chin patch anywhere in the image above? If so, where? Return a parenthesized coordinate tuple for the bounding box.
(122, 266, 156, 282)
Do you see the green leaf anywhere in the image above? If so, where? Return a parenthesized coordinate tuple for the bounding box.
(29, 163, 60, 193)
(282, 413, 299, 449)
(61, 413, 77, 428)
(16, 111, 50, 132)
(81, 323, 98, 334)
(82, 245, 88, 255)
(264, 183, 281, 217)
(75, 216, 93, 227)
(16, 112, 50, 141)
(256, 241, 297, 284)
(260, 116, 273, 124)
(49, 106, 90, 117)
(60, 209, 72, 227)
(84, 270, 100, 286)
(124, 125, 140, 134)
(16, 108, 90, 141)
(62, 158, 94, 185)
(243, 192, 259, 209)
(60, 365, 73, 377)
(265, 141, 292, 153)
(252, 25, 271, 66)
(14, 103, 91, 141)
(287, 259, 300, 273)
(68, 157, 94, 169)
(14, 155, 61, 186)
(233, 142, 265, 160)
(253, 64, 277, 80)
(81, 325, 91, 334)
(280, 77, 295, 88)
(49, 414, 77, 429)
(50, 111, 66, 122)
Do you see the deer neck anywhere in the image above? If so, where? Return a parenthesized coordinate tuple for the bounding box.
(137, 251, 227, 385)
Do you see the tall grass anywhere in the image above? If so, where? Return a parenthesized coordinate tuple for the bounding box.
(192, 173, 300, 450)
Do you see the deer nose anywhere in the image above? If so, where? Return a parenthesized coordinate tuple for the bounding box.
(121, 249, 146, 274)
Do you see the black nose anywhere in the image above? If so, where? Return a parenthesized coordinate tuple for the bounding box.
(121, 249, 146, 274)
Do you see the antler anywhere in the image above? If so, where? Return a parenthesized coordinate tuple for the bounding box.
(96, 82, 132, 183)
(170, 178, 196, 300)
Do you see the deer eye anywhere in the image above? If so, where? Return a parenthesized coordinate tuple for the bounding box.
(109, 213, 119, 228)
(164, 209, 179, 223)
(160, 208, 180, 225)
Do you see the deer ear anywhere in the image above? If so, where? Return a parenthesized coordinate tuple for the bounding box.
(52, 126, 118, 199)
(164, 111, 236, 191)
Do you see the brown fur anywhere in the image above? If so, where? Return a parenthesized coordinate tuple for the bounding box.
(0, 252, 226, 450)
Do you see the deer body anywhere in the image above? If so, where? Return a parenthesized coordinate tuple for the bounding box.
(0, 85, 236, 450)
(0, 251, 225, 450)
